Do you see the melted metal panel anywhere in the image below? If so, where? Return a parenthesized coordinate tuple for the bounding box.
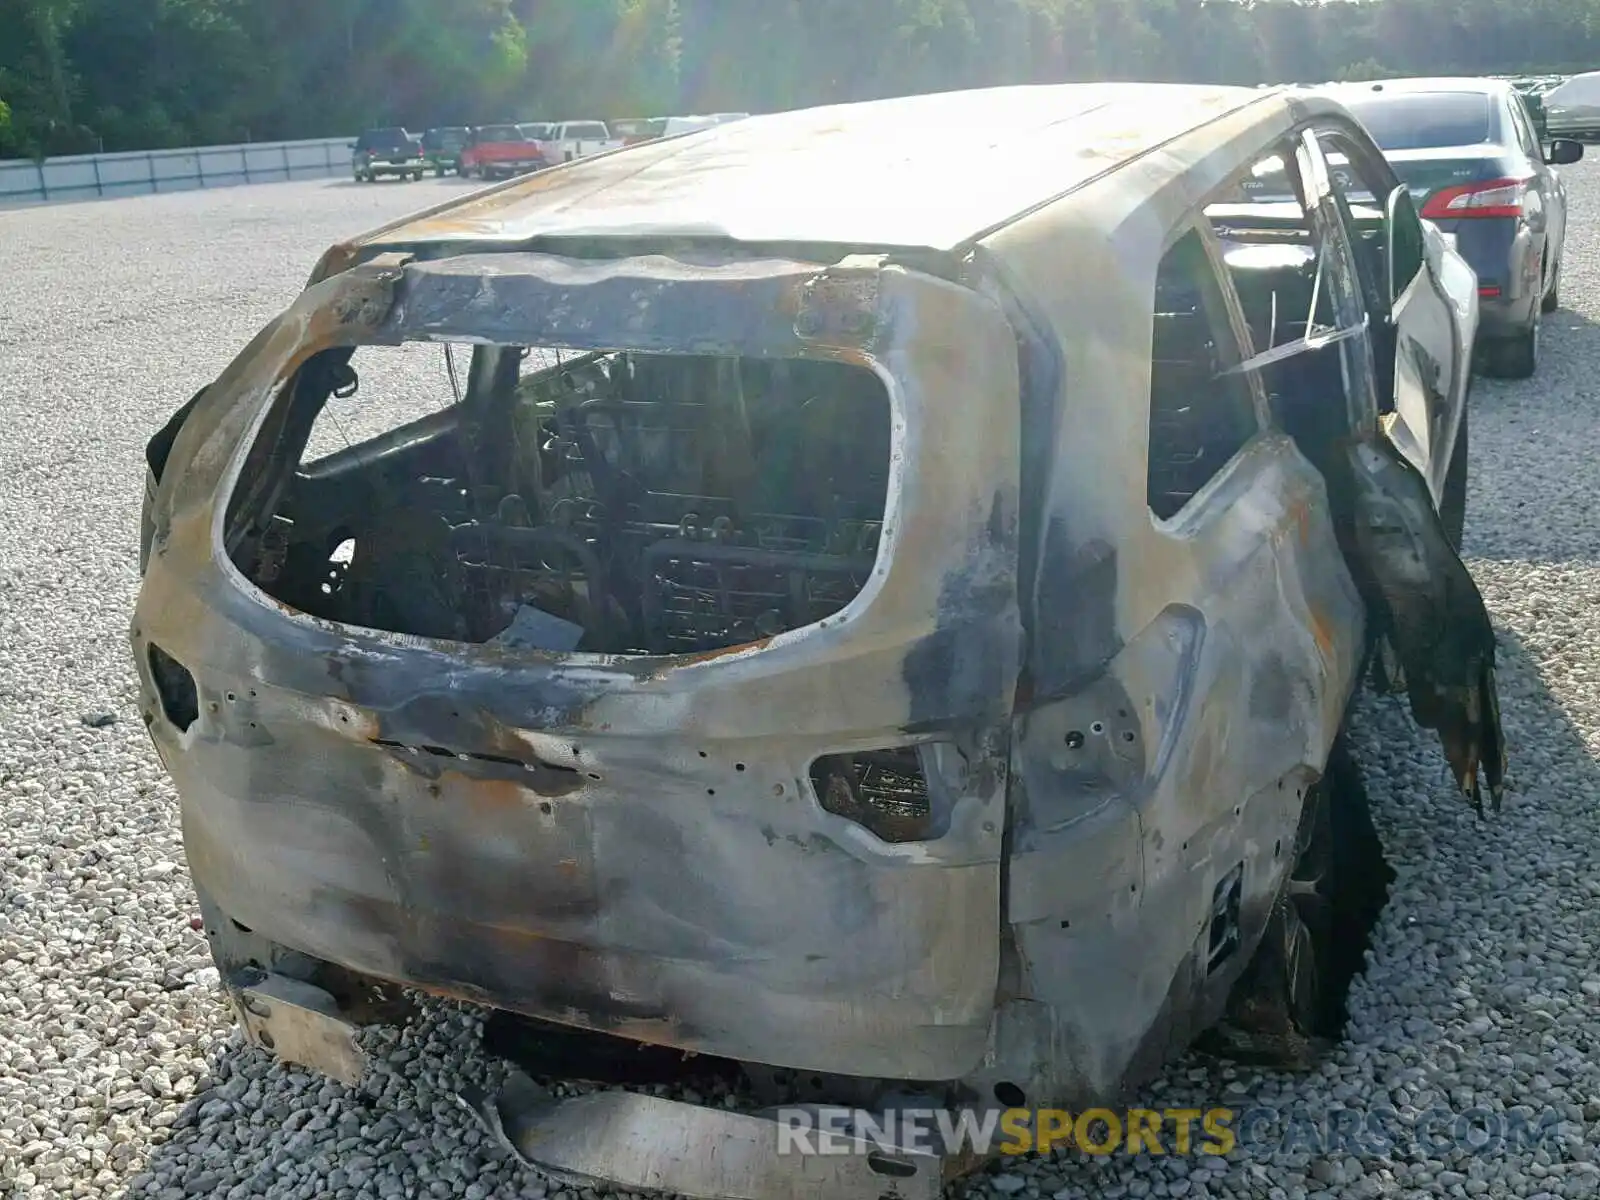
(133, 252, 1023, 1081)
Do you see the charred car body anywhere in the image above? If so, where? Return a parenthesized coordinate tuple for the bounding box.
(134, 84, 1505, 1198)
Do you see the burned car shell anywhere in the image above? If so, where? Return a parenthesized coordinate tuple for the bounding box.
(134, 83, 1502, 1191)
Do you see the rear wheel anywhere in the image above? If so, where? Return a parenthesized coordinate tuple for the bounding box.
(1542, 259, 1561, 314)
(1482, 315, 1539, 380)
(1201, 738, 1393, 1068)
(1202, 775, 1337, 1064)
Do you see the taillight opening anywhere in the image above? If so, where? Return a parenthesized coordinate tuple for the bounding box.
(148, 644, 199, 733)
(1420, 177, 1529, 220)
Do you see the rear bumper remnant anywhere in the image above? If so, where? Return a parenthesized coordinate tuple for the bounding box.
(460, 1071, 945, 1200)
(227, 970, 367, 1088)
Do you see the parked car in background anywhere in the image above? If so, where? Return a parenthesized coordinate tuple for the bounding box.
(421, 126, 471, 176)
(1327, 77, 1581, 379)
(1505, 78, 1554, 139)
(350, 128, 424, 182)
(611, 117, 667, 146)
(1542, 70, 1600, 140)
(660, 113, 752, 138)
(459, 124, 546, 180)
(534, 120, 620, 163)
(136, 81, 1504, 1200)
(661, 114, 718, 137)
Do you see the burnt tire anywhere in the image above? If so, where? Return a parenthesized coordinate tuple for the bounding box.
(1441, 401, 1469, 553)
(1201, 739, 1392, 1067)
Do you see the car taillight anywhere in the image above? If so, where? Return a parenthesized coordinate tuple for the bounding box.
(1420, 177, 1530, 220)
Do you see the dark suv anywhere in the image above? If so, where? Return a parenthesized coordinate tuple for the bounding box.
(421, 126, 471, 176)
(351, 128, 424, 182)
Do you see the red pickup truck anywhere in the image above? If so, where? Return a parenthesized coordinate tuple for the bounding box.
(458, 124, 547, 180)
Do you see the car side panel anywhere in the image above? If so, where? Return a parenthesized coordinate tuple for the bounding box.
(1007, 431, 1366, 1100)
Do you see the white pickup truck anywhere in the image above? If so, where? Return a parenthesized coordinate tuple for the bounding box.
(535, 120, 622, 164)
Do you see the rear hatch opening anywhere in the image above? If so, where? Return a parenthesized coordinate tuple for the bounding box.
(222, 341, 894, 656)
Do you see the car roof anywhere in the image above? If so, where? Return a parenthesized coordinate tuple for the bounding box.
(1327, 76, 1510, 99)
(1545, 71, 1600, 98)
(350, 82, 1327, 256)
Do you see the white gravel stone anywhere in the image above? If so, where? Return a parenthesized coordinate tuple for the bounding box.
(3, 158, 1600, 1200)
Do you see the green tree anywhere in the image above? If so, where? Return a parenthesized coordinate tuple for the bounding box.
(7, 0, 1600, 159)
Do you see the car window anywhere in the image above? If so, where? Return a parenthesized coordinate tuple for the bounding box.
(1340, 92, 1495, 150)
(1206, 134, 1384, 439)
(1320, 122, 1427, 304)
(477, 125, 522, 141)
(565, 123, 609, 139)
(1146, 227, 1262, 520)
(1312, 129, 1398, 317)
(1507, 96, 1541, 159)
(1294, 129, 1384, 422)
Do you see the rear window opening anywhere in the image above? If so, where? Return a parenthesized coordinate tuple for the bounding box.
(224, 343, 893, 656)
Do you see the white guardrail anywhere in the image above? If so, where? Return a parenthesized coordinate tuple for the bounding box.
(0, 136, 356, 206)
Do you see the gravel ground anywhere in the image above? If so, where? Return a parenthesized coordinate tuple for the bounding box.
(2, 165, 1600, 1200)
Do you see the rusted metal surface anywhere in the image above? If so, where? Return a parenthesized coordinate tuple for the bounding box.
(227, 971, 367, 1087)
(460, 1073, 946, 1200)
(134, 79, 1507, 1197)
(135, 249, 1022, 1081)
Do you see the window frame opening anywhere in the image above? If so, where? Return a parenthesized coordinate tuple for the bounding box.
(222, 337, 900, 659)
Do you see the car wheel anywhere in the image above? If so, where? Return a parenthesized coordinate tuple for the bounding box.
(1200, 770, 1337, 1063)
(1483, 317, 1539, 380)
(1440, 400, 1469, 553)
(1200, 737, 1392, 1067)
(1542, 259, 1561, 314)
